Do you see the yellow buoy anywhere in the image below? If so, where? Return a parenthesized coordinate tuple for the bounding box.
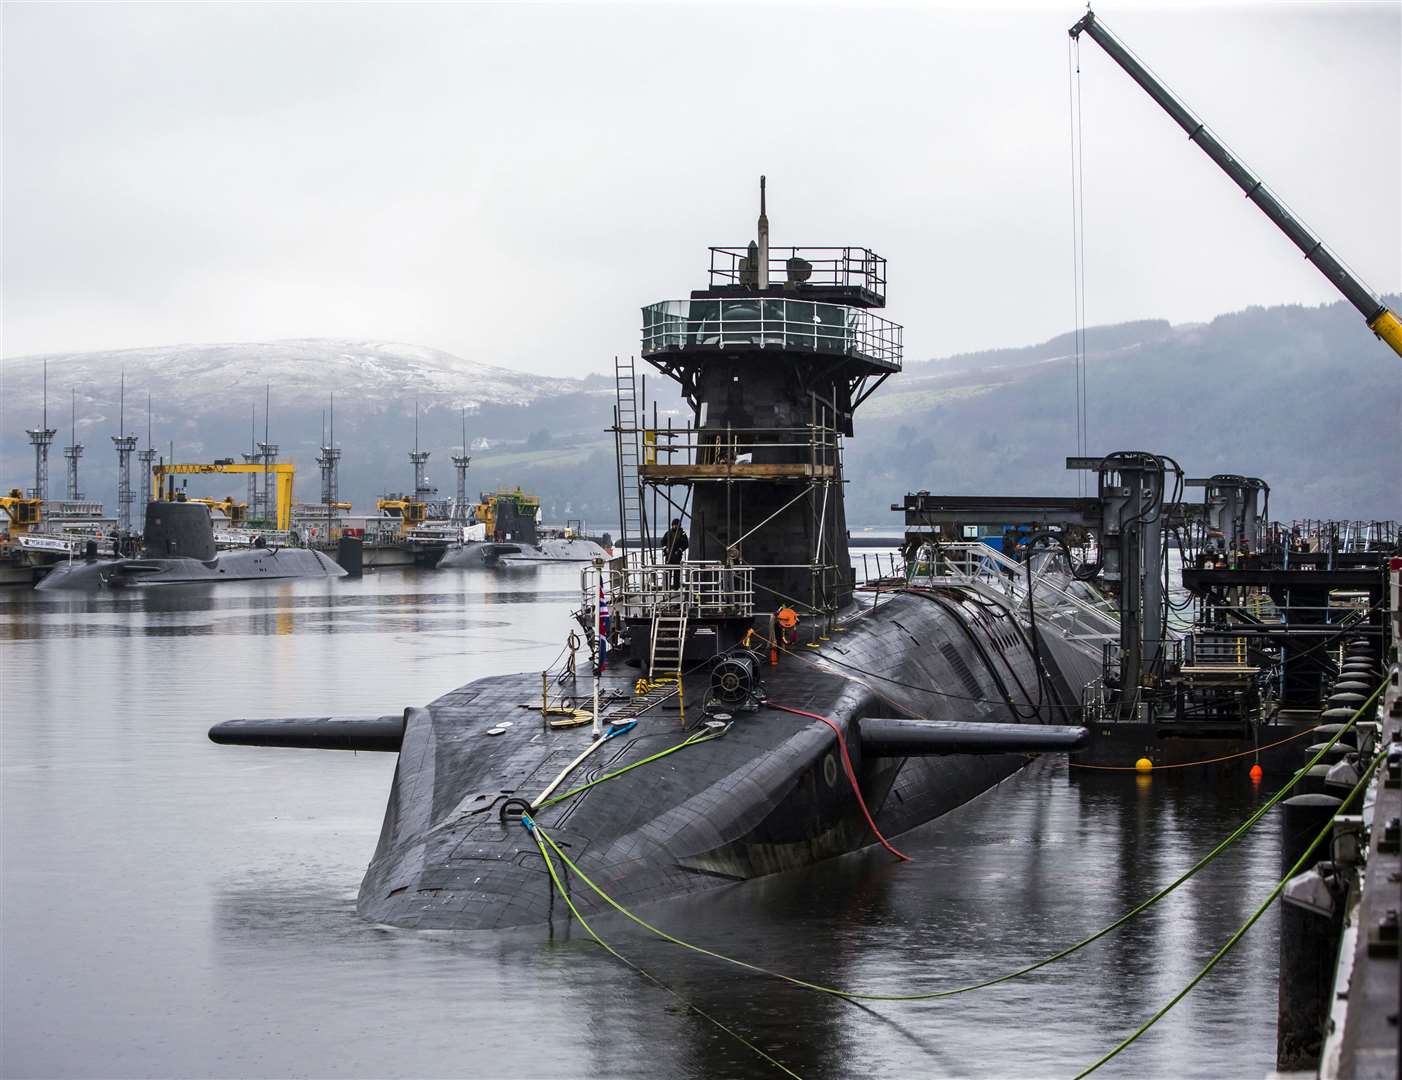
(1135, 757, 1153, 773)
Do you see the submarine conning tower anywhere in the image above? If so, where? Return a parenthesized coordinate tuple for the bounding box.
(633, 177, 901, 638)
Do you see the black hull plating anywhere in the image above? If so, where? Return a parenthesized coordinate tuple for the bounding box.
(357, 588, 1096, 930)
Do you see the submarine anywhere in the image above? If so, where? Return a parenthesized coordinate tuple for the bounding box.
(438, 488, 609, 568)
(211, 184, 1102, 930)
(37, 497, 344, 590)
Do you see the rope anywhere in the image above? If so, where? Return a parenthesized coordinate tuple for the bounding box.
(524, 815, 802, 1080)
(1074, 740, 1389, 1078)
(535, 724, 729, 809)
(525, 683, 1382, 1005)
(1068, 721, 1321, 771)
(767, 702, 911, 862)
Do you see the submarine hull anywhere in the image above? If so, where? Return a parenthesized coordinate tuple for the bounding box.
(36, 547, 345, 590)
(356, 588, 1088, 930)
(438, 537, 608, 569)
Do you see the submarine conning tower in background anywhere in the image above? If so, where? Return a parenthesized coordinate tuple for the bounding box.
(634, 177, 902, 628)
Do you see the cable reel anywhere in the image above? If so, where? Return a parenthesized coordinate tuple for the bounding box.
(709, 650, 765, 711)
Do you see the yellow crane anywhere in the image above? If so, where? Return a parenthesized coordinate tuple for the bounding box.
(1070, 11, 1402, 359)
(0, 488, 43, 536)
(152, 462, 295, 532)
(375, 496, 429, 538)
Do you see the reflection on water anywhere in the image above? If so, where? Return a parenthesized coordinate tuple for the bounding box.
(2, 563, 1281, 1078)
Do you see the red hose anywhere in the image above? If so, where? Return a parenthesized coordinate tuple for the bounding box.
(768, 703, 911, 862)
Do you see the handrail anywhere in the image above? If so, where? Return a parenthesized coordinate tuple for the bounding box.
(912, 541, 1122, 640)
(707, 245, 887, 296)
(641, 297, 902, 370)
(601, 557, 755, 621)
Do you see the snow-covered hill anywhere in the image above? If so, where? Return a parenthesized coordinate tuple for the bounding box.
(1, 338, 589, 429)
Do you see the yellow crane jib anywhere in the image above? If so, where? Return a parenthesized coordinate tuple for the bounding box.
(1069, 10, 1402, 361)
(152, 462, 296, 532)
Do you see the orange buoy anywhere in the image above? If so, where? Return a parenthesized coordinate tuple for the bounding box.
(1249, 763, 1263, 781)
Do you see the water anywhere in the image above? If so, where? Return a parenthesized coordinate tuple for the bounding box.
(2, 565, 1285, 1079)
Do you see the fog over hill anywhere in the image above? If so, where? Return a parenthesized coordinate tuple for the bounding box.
(3, 298, 1398, 528)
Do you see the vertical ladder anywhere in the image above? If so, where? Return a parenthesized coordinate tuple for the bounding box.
(614, 355, 647, 555)
(649, 601, 688, 683)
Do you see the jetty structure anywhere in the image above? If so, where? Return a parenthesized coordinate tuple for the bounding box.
(209, 184, 1103, 930)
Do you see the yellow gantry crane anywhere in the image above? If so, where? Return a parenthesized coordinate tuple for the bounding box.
(152, 462, 295, 532)
(1070, 11, 1402, 359)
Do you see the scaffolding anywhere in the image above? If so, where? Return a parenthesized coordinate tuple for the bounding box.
(614, 394, 850, 622)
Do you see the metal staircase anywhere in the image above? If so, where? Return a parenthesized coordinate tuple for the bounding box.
(649, 602, 688, 682)
(614, 355, 647, 554)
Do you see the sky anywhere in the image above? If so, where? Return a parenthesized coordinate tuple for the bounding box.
(2, 1, 1398, 377)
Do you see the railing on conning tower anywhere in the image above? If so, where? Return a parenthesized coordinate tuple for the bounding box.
(707, 246, 887, 301)
(641, 298, 902, 371)
(603, 556, 755, 622)
(638, 424, 841, 481)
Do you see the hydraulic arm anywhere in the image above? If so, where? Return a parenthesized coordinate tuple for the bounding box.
(1069, 11, 1402, 359)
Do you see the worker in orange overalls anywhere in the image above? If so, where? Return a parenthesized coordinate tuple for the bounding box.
(767, 606, 799, 665)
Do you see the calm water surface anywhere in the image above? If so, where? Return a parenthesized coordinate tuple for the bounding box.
(2, 564, 1283, 1079)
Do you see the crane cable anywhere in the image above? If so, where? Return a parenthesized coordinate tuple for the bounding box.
(1068, 34, 1090, 491)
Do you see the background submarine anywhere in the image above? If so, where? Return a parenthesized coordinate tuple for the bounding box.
(38, 499, 343, 589)
(211, 186, 1099, 929)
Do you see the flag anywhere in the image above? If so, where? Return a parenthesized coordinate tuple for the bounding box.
(598, 580, 609, 673)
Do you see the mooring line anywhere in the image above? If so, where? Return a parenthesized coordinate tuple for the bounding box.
(524, 683, 1381, 1005)
(1068, 721, 1322, 771)
(525, 815, 802, 1080)
(534, 724, 729, 809)
(1072, 741, 1389, 1078)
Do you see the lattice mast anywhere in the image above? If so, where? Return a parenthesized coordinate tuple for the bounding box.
(242, 406, 259, 515)
(27, 360, 57, 502)
(409, 401, 433, 502)
(255, 385, 277, 527)
(63, 386, 83, 501)
(111, 371, 138, 532)
(450, 406, 471, 524)
(316, 394, 341, 517)
(137, 394, 156, 531)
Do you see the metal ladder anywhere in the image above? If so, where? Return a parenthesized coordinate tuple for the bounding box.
(649, 602, 688, 683)
(614, 355, 646, 553)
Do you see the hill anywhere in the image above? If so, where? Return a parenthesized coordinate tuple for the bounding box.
(2, 299, 1398, 527)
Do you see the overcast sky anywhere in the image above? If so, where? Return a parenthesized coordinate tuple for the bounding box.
(3, 1, 1398, 376)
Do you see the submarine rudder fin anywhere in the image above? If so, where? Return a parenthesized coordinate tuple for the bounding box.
(208, 708, 418, 751)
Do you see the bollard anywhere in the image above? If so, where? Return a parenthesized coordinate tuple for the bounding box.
(1297, 763, 1336, 796)
(1310, 723, 1358, 748)
(1302, 742, 1351, 765)
(1277, 793, 1344, 1071)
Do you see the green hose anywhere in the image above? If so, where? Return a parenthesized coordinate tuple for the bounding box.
(1074, 740, 1389, 1078)
(532, 682, 1383, 1003)
(527, 816, 802, 1079)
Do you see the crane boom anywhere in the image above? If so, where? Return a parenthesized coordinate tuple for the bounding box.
(1069, 10, 1402, 359)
